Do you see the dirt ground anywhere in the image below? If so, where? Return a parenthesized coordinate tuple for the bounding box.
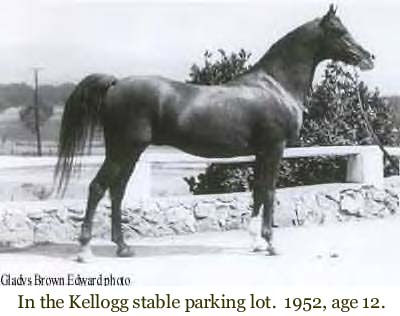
(0, 215, 399, 287)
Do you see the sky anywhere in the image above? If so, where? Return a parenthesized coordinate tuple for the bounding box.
(1, 0, 400, 95)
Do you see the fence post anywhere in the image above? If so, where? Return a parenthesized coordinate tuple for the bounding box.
(123, 156, 151, 203)
(346, 146, 384, 188)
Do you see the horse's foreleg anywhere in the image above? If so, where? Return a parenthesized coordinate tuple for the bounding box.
(260, 143, 285, 255)
(249, 156, 268, 252)
(250, 143, 284, 255)
(77, 160, 111, 263)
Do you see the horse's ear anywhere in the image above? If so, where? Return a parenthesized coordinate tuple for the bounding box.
(328, 4, 337, 16)
(321, 3, 337, 25)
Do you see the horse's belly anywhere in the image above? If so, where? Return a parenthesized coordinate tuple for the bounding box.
(165, 138, 253, 158)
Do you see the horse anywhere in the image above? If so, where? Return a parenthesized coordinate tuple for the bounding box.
(55, 5, 374, 262)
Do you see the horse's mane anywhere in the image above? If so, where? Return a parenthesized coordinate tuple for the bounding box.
(255, 18, 322, 68)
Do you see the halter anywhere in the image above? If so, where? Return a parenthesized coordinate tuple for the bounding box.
(355, 74, 399, 175)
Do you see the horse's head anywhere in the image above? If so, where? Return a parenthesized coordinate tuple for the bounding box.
(319, 4, 374, 70)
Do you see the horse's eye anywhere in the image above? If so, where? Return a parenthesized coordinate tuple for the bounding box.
(328, 27, 345, 37)
(335, 28, 346, 36)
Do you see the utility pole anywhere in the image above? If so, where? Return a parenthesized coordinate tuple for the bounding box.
(32, 67, 43, 156)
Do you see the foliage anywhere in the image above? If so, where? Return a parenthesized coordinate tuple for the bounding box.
(0, 83, 33, 110)
(185, 163, 254, 194)
(184, 50, 400, 195)
(0, 83, 75, 111)
(187, 49, 251, 85)
(301, 63, 396, 147)
(19, 102, 54, 133)
(287, 63, 400, 185)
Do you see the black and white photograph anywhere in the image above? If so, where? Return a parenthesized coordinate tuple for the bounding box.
(0, 0, 400, 314)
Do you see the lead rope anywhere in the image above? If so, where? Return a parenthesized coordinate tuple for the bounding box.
(356, 85, 399, 175)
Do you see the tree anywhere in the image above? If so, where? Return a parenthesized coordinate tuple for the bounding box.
(187, 49, 251, 85)
(281, 62, 400, 187)
(301, 63, 396, 147)
(19, 102, 54, 135)
(184, 50, 400, 194)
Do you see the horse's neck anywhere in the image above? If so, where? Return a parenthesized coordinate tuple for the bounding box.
(262, 58, 316, 103)
(253, 27, 321, 103)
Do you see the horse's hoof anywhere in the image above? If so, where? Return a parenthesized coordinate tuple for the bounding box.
(252, 247, 265, 253)
(76, 252, 93, 263)
(76, 255, 88, 263)
(117, 246, 135, 258)
(76, 245, 94, 263)
(252, 243, 268, 253)
(251, 235, 269, 253)
(266, 245, 278, 256)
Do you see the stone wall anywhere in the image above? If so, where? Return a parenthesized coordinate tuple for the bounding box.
(1, 178, 400, 248)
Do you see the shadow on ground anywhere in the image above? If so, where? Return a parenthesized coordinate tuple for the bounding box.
(0, 243, 229, 259)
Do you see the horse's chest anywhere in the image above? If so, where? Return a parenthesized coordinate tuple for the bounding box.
(288, 103, 303, 131)
(252, 98, 303, 146)
(275, 96, 303, 139)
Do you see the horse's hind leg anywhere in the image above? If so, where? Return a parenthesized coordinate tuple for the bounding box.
(77, 145, 145, 261)
(77, 160, 112, 262)
(109, 146, 147, 257)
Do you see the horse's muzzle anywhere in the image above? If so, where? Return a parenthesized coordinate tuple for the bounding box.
(358, 53, 375, 71)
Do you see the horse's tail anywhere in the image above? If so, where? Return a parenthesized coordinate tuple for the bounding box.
(54, 73, 117, 194)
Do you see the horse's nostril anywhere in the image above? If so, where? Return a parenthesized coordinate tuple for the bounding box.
(371, 54, 376, 60)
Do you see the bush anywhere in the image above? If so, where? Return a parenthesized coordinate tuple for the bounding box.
(19, 103, 54, 132)
(185, 163, 254, 194)
(184, 52, 400, 194)
(187, 49, 251, 85)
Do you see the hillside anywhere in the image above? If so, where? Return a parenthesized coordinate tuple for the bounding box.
(0, 106, 63, 142)
(0, 83, 75, 111)
(0, 83, 75, 152)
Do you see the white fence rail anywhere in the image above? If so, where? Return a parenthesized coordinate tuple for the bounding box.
(0, 145, 395, 200)
(132, 145, 386, 199)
